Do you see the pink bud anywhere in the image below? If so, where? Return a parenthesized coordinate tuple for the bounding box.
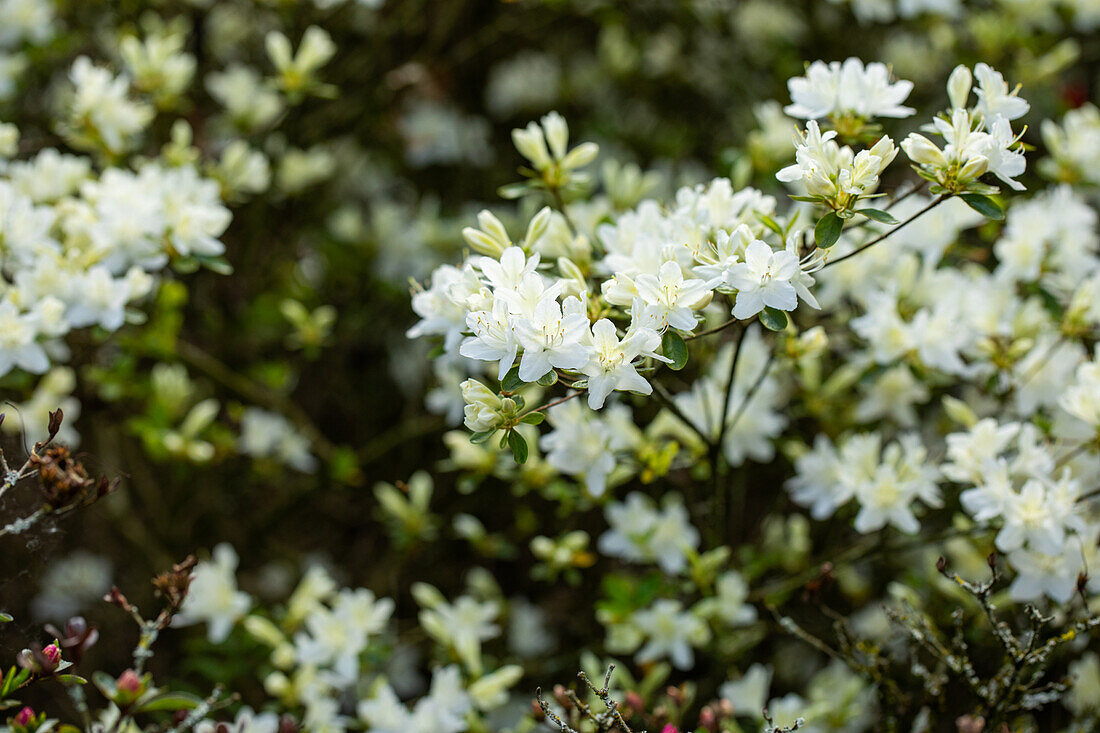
(14, 707, 34, 727)
(117, 669, 143, 694)
(661, 726, 679, 733)
(42, 644, 61, 665)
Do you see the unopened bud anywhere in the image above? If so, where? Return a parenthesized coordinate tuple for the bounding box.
(14, 707, 34, 727)
(947, 65, 973, 110)
(117, 669, 143, 695)
(42, 644, 61, 666)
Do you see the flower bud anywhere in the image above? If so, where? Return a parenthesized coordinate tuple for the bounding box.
(901, 134, 947, 169)
(867, 134, 897, 167)
(41, 643, 61, 666)
(476, 210, 510, 249)
(115, 668, 147, 705)
(947, 65, 972, 110)
(524, 207, 552, 246)
(561, 142, 599, 171)
(461, 379, 504, 432)
(541, 111, 569, 161)
(14, 707, 34, 728)
(957, 154, 989, 182)
(512, 124, 551, 171)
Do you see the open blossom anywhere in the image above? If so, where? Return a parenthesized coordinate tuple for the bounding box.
(720, 239, 819, 319)
(541, 400, 641, 496)
(0, 301, 48, 377)
(66, 56, 154, 154)
(598, 492, 700, 574)
(995, 473, 1084, 556)
(460, 298, 518, 380)
(1061, 354, 1100, 428)
(581, 319, 667, 409)
(631, 599, 710, 670)
(512, 295, 590, 381)
(784, 58, 915, 120)
(972, 62, 1030, 122)
(776, 121, 897, 211)
(294, 588, 394, 680)
(787, 433, 940, 533)
(631, 261, 711, 332)
(173, 544, 251, 643)
(902, 64, 1028, 192)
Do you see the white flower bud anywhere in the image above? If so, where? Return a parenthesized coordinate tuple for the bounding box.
(901, 133, 947, 168)
(947, 65, 972, 111)
(561, 141, 599, 170)
(462, 227, 506, 256)
(461, 378, 504, 432)
(524, 206, 552, 245)
(511, 123, 551, 170)
(541, 111, 569, 161)
(957, 154, 989, 182)
(476, 210, 510, 248)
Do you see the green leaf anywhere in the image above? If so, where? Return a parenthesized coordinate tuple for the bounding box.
(959, 193, 1005, 220)
(469, 430, 496, 445)
(756, 213, 784, 237)
(661, 330, 689, 371)
(195, 255, 234, 275)
(520, 412, 545, 425)
(536, 371, 558, 387)
(507, 431, 528, 464)
(134, 692, 203, 713)
(55, 675, 87, 686)
(814, 211, 843, 248)
(91, 671, 117, 699)
(0, 613, 12, 623)
(759, 307, 788, 331)
(787, 194, 822, 203)
(500, 366, 524, 393)
(855, 208, 899, 224)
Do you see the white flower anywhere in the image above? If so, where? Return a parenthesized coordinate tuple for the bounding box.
(173, 543, 251, 643)
(294, 588, 394, 680)
(239, 408, 317, 473)
(512, 295, 591, 381)
(541, 400, 641, 496)
(598, 493, 700, 575)
(0, 300, 48, 377)
(460, 298, 518, 380)
(632, 261, 711, 332)
(972, 62, 1030, 122)
(724, 239, 816, 319)
(66, 56, 154, 154)
(720, 664, 772, 719)
(631, 599, 710, 670)
(1062, 356, 1100, 428)
(785, 58, 915, 120)
(415, 588, 500, 673)
(581, 319, 667, 409)
(777, 121, 896, 211)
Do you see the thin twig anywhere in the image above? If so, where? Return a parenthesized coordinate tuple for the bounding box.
(822, 195, 947, 269)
